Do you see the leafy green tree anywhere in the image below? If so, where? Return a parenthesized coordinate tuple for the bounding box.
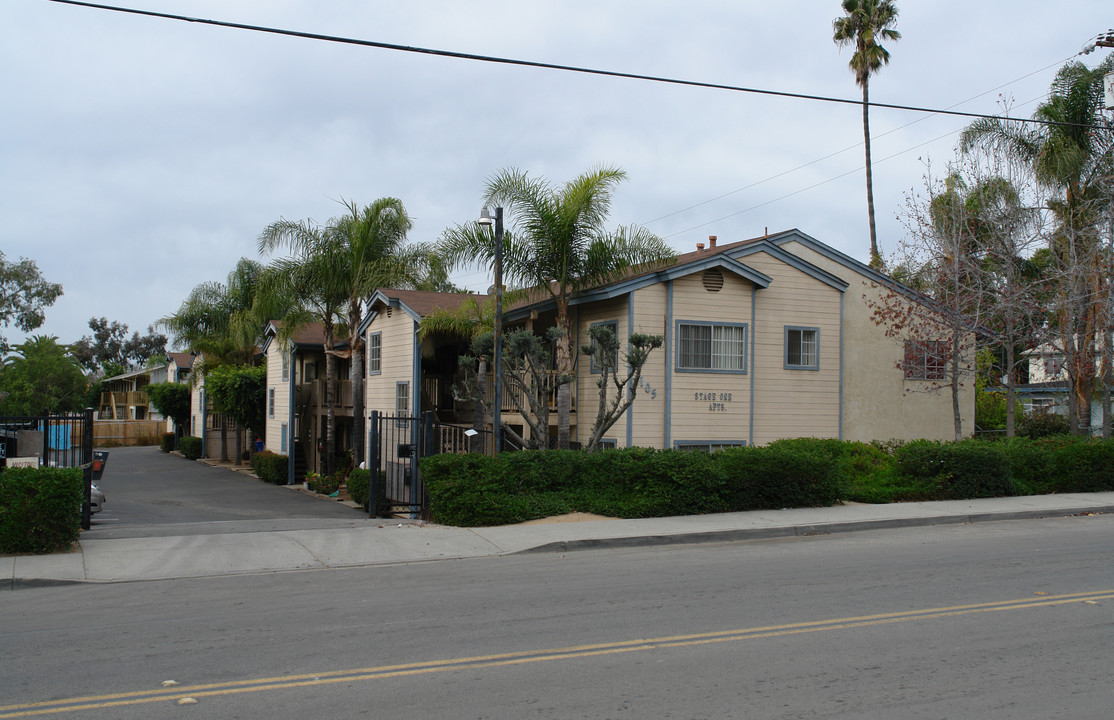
(259, 199, 427, 475)
(71, 317, 167, 376)
(0, 252, 63, 354)
(439, 166, 675, 448)
(961, 56, 1114, 433)
(0, 336, 87, 415)
(205, 365, 267, 464)
(144, 382, 191, 437)
(580, 324, 663, 452)
(160, 258, 285, 461)
(833, 0, 901, 270)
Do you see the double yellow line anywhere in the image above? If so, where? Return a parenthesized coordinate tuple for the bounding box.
(4, 589, 1111, 717)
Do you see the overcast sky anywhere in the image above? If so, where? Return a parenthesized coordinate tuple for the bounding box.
(2, 0, 1110, 350)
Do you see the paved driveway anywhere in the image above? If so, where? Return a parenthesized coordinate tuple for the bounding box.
(89, 446, 367, 539)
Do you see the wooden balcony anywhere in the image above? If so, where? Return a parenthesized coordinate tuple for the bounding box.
(423, 370, 575, 418)
(296, 379, 354, 414)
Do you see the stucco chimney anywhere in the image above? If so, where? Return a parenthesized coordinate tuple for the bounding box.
(708, 235, 717, 249)
(696, 242, 705, 252)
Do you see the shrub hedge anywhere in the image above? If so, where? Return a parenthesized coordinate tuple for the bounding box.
(179, 436, 203, 460)
(421, 446, 840, 527)
(252, 451, 288, 484)
(0, 466, 84, 553)
(160, 432, 175, 453)
(345, 468, 390, 512)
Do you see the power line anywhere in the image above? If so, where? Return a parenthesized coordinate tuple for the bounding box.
(43, 0, 1092, 131)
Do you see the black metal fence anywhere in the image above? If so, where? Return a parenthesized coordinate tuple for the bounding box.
(0, 409, 96, 529)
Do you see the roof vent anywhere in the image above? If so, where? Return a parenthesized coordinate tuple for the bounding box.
(709, 235, 717, 248)
(696, 242, 705, 252)
(386, 307, 392, 318)
(702, 268, 724, 292)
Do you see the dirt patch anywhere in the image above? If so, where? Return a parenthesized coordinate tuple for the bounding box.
(515, 512, 615, 525)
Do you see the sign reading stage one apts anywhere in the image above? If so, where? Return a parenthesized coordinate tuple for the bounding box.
(694, 391, 733, 412)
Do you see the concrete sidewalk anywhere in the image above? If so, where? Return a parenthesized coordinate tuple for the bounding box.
(6, 491, 1114, 588)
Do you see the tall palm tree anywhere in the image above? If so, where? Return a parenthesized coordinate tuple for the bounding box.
(439, 165, 675, 448)
(961, 56, 1114, 433)
(160, 258, 284, 462)
(259, 199, 426, 474)
(833, 0, 901, 270)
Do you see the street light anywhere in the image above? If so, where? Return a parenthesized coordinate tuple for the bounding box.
(477, 206, 503, 454)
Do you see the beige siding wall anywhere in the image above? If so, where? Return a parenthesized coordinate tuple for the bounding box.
(264, 340, 290, 454)
(364, 310, 416, 464)
(575, 299, 628, 446)
(629, 284, 667, 447)
(744, 251, 842, 445)
(668, 271, 755, 447)
(779, 239, 975, 442)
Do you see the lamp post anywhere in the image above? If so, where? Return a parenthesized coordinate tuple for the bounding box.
(478, 206, 504, 453)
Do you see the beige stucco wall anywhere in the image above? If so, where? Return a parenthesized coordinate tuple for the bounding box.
(779, 239, 975, 442)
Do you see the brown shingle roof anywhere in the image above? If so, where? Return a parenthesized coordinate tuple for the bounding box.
(373, 289, 489, 319)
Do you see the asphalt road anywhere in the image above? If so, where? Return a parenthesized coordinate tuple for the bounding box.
(88, 446, 366, 538)
(4, 513, 1114, 718)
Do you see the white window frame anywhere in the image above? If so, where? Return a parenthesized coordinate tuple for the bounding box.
(268, 387, 275, 419)
(281, 350, 290, 382)
(785, 326, 820, 370)
(674, 440, 747, 453)
(676, 321, 748, 373)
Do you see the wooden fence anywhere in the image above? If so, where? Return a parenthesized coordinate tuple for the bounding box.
(93, 419, 166, 446)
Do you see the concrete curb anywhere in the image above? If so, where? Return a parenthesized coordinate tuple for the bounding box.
(513, 505, 1114, 554)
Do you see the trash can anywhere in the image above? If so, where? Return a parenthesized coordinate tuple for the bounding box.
(92, 450, 109, 481)
(255, 438, 264, 453)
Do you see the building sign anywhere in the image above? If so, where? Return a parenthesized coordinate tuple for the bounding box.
(694, 391, 733, 412)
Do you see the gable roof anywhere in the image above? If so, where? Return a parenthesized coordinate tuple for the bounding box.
(361, 289, 490, 331)
(263, 321, 346, 352)
(166, 352, 195, 371)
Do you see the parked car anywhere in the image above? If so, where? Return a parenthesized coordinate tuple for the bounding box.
(90, 483, 105, 514)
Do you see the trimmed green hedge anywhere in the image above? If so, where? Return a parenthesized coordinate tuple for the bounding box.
(0, 466, 84, 553)
(421, 446, 840, 527)
(345, 468, 390, 512)
(160, 432, 175, 453)
(179, 436, 202, 460)
(252, 451, 288, 484)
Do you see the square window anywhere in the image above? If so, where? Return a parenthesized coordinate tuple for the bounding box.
(678, 322, 746, 372)
(785, 327, 819, 370)
(589, 321, 619, 374)
(904, 340, 948, 380)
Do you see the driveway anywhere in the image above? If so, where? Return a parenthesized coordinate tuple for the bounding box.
(88, 446, 367, 539)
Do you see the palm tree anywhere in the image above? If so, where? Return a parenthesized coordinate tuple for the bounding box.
(439, 165, 675, 448)
(833, 0, 901, 270)
(160, 258, 282, 462)
(259, 198, 426, 475)
(961, 56, 1114, 433)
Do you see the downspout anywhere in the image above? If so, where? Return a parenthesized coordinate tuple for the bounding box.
(664, 281, 673, 449)
(627, 292, 634, 448)
(749, 286, 757, 447)
(200, 382, 207, 458)
(287, 346, 296, 486)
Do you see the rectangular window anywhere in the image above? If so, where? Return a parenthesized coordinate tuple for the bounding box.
(280, 423, 288, 454)
(396, 381, 410, 419)
(589, 320, 619, 374)
(598, 439, 618, 450)
(268, 388, 275, 419)
(674, 440, 747, 453)
(785, 327, 820, 370)
(677, 322, 747, 372)
(904, 340, 948, 380)
(281, 351, 290, 382)
(368, 332, 382, 375)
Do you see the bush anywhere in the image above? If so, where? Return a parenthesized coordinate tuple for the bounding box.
(1018, 412, 1070, 438)
(0, 466, 84, 553)
(346, 468, 389, 513)
(307, 474, 341, 495)
(252, 451, 288, 484)
(894, 440, 1011, 499)
(179, 436, 203, 460)
(1046, 439, 1114, 492)
(160, 432, 175, 453)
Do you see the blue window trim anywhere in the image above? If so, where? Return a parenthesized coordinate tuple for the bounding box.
(675, 319, 748, 374)
(598, 438, 618, 450)
(280, 350, 289, 382)
(589, 320, 619, 374)
(280, 423, 288, 454)
(784, 326, 821, 371)
(268, 387, 275, 419)
(673, 440, 747, 452)
(368, 331, 382, 376)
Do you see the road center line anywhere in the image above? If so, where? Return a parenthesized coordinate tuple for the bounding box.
(4, 588, 1111, 718)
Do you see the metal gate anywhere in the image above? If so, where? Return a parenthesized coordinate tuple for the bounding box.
(0, 410, 97, 529)
(368, 411, 502, 519)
